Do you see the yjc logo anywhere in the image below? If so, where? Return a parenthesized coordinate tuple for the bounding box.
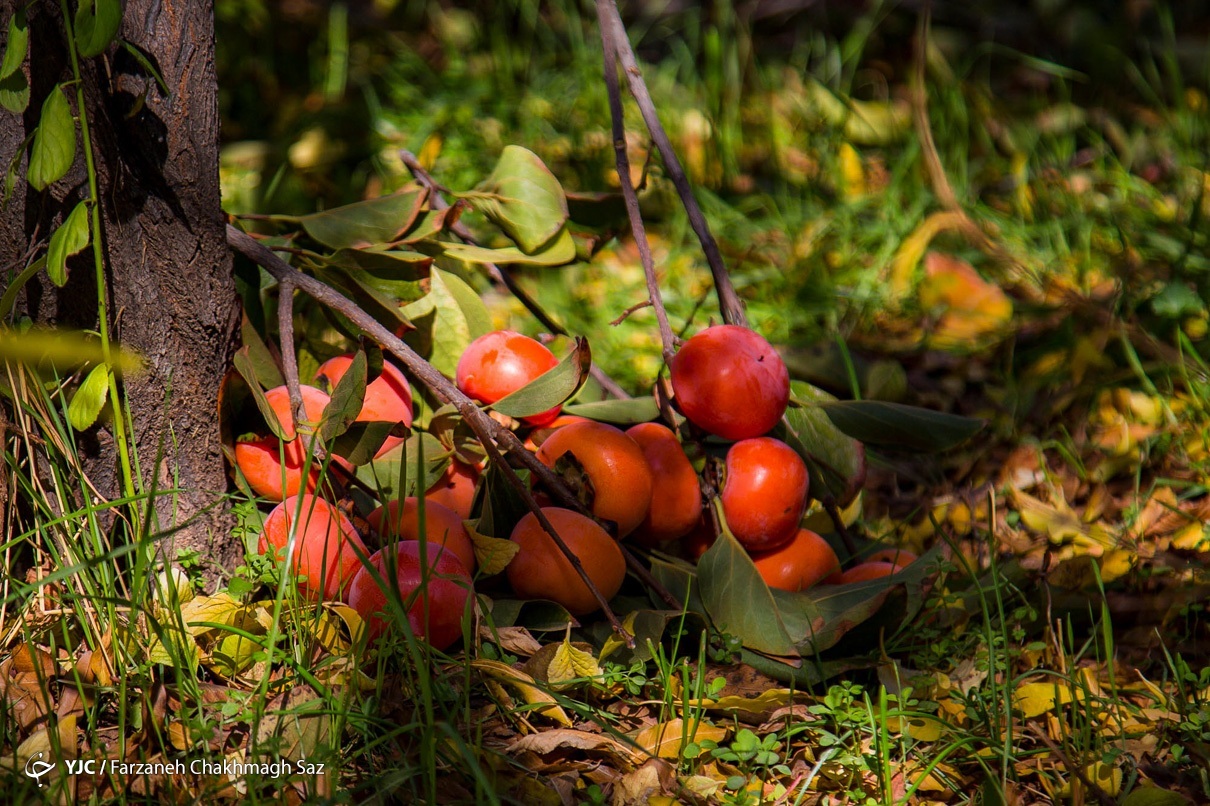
(23, 752, 53, 787)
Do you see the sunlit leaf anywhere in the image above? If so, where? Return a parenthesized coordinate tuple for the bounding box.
(464, 145, 569, 253)
(74, 0, 123, 58)
(471, 659, 573, 725)
(635, 718, 729, 759)
(546, 634, 603, 688)
(398, 268, 490, 376)
(468, 522, 520, 576)
(0, 326, 143, 373)
(918, 252, 1013, 350)
(888, 211, 969, 297)
(564, 397, 660, 424)
(0, 8, 29, 79)
(320, 348, 367, 441)
(491, 337, 590, 419)
(1013, 680, 1074, 718)
(47, 200, 90, 287)
(28, 85, 77, 191)
(441, 225, 576, 267)
(67, 364, 109, 431)
(292, 187, 427, 249)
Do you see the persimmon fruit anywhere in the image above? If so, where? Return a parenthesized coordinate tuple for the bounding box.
(259, 494, 368, 600)
(721, 436, 809, 551)
(345, 542, 472, 649)
(831, 561, 899, 584)
(366, 497, 476, 574)
(865, 548, 917, 568)
(670, 325, 790, 441)
(455, 330, 561, 426)
(424, 460, 481, 520)
(314, 354, 413, 458)
(625, 422, 702, 544)
(535, 420, 654, 537)
(507, 507, 626, 615)
(235, 384, 331, 500)
(750, 528, 840, 592)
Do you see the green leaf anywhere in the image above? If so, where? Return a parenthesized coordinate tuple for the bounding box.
(232, 347, 289, 440)
(697, 511, 801, 657)
(320, 349, 367, 441)
(1151, 282, 1203, 319)
(398, 268, 490, 376)
(1, 8, 29, 79)
(293, 188, 427, 249)
(46, 201, 90, 287)
(0, 69, 29, 114)
(464, 145, 568, 253)
(1121, 788, 1195, 806)
(491, 337, 590, 419)
(28, 86, 77, 191)
(563, 397, 660, 424)
(780, 382, 866, 506)
(313, 265, 414, 331)
(354, 431, 446, 500)
(67, 364, 109, 431)
(240, 314, 284, 389)
(816, 400, 983, 452)
(74, 0, 123, 58)
(329, 420, 394, 466)
(441, 225, 576, 267)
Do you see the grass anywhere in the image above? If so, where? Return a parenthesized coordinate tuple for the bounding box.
(6, 0, 1210, 803)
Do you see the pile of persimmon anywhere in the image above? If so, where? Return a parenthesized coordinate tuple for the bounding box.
(230, 322, 902, 648)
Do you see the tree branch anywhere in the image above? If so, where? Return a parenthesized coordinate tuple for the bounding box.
(228, 224, 646, 645)
(596, 0, 747, 328)
(597, 0, 677, 367)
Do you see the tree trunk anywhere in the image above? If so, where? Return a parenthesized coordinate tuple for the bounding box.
(0, 0, 241, 585)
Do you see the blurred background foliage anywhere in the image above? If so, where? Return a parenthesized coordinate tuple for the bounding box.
(215, 0, 1210, 397)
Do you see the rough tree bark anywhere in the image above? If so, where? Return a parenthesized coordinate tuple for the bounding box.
(0, 0, 241, 584)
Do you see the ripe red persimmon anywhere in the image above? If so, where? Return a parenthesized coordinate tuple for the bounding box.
(670, 325, 790, 441)
(535, 421, 654, 538)
(625, 422, 703, 544)
(455, 330, 560, 426)
(750, 528, 840, 592)
(366, 497, 476, 574)
(721, 437, 809, 551)
(314, 354, 414, 459)
(259, 494, 368, 600)
(507, 507, 626, 615)
(345, 542, 472, 649)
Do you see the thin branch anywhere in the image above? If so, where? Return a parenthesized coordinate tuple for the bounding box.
(596, 0, 746, 328)
(228, 225, 638, 646)
(398, 150, 632, 401)
(597, 0, 677, 367)
(610, 299, 652, 327)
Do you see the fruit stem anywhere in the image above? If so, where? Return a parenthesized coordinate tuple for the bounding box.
(595, 0, 748, 328)
(399, 150, 632, 401)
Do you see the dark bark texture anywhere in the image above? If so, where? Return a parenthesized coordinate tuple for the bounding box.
(0, 0, 241, 584)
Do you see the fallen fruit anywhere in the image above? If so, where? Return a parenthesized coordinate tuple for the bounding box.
(455, 330, 561, 426)
(750, 528, 841, 592)
(314, 354, 414, 458)
(345, 542, 472, 649)
(507, 507, 626, 615)
(670, 324, 790, 440)
(366, 497, 476, 574)
(260, 494, 368, 600)
(535, 420, 654, 538)
(625, 422, 703, 544)
(721, 436, 809, 551)
(830, 561, 900, 584)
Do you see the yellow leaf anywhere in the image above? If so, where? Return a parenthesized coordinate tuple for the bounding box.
(546, 634, 603, 689)
(634, 718, 729, 759)
(598, 611, 639, 664)
(1057, 762, 1123, 798)
(468, 524, 521, 576)
(691, 689, 799, 723)
(838, 142, 865, 200)
(888, 211, 969, 297)
(179, 592, 242, 637)
(886, 714, 944, 742)
(1099, 549, 1135, 583)
(471, 659, 572, 726)
(919, 252, 1013, 350)
(1013, 680, 1073, 718)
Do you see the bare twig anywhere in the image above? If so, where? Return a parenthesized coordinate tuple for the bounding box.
(610, 299, 652, 327)
(597, 4, 676, 367)
(596, 0, 746, 328)
(398, 150, 632, 401)
(228, 224, 637, 646)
